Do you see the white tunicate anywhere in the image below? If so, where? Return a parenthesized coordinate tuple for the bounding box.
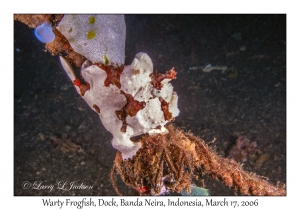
(57, 14, 126, 65)
(35, 21, 55, 43)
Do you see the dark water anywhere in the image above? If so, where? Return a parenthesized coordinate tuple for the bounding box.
(14, 14, 286, 195)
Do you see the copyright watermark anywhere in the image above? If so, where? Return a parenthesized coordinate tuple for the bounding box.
(22, 181, 93, 192)
(22, 181, 32, 189)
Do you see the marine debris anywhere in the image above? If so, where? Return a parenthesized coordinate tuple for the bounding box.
(111, 125, 286, 196)
(189, 64, 227, 73)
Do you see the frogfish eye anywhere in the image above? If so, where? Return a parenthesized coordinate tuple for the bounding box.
(34, 21, 55, 43)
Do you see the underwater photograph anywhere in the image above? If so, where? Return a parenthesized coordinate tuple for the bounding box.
(14, 14, 286, 196)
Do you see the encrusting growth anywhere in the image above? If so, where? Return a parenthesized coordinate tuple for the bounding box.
(14, 14, 87, 67)
(111, 124, 286, 196)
